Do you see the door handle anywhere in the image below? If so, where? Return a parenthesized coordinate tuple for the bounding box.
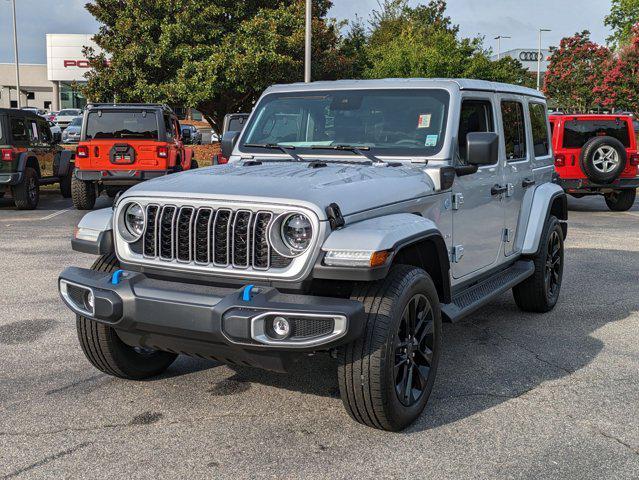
(491, 184, 508, 196)
(522, 177, 536, 188)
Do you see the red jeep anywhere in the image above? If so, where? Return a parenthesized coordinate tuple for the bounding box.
(550, 114, 639, 211)
(72, 103, 197, 210)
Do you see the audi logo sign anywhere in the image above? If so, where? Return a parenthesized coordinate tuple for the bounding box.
(519, 51, 542, 62)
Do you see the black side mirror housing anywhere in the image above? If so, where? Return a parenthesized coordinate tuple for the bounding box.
(466, 132, 499, 166)
(221, 131, 240, 159)
(181, 129, 191, 141)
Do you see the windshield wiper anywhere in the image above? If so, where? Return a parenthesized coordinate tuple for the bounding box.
(243, 143, 302, 162)
(310, 144, 384, 164)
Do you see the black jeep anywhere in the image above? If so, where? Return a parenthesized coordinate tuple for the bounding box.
(0, 108, 74, 209)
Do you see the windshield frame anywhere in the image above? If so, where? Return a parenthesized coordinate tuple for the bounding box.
(237, 88, 451, 160)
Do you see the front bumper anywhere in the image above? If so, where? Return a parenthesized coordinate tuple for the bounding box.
(75, 170, 168, 184)
(0, 172, 23, 186)
(558, 177, 639, 192)
(58, 267, 365, 372)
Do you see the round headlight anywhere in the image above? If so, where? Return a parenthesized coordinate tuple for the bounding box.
(281, 214, 312, 252)
(124, 202, 145, 239)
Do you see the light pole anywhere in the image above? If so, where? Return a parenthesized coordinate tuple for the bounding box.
(304, 0, 312, 83)
(10, 0, 21, 108)
(494, 35, 511, 60)
(537, 28, 551, 90)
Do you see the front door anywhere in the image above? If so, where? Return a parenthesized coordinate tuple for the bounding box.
(451, 96, 505, 279)
(499, 97, 535, 256)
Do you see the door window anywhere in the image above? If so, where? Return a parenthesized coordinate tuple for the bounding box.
(501, 101, 527, 161)
(458, 100, 494, 164)
(10, 117, 28, 142)
(529, 103, 550, 157)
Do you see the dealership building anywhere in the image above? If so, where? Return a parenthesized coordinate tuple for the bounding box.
(0, 34, 100, 111)
(491, 48, 552, 75)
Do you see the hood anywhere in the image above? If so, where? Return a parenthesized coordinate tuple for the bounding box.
(123, 162, 435, 217)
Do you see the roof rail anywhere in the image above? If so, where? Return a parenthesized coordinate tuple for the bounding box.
(84, 102, 173, 112)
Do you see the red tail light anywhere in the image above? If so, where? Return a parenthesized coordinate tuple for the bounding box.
(218, 155, 228, 165)
(554, 154, 566, 167)
(76, 145, 89, 158)
(629, 153, 639, 166)
(1, 148, 16, 162)
(157, 146, 168, 158)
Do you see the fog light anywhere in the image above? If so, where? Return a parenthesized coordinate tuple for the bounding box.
(85, 290, 95, 310)
(271, 316, 290, 339)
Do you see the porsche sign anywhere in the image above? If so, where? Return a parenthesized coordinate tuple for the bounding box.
(46, 34, 101, 81)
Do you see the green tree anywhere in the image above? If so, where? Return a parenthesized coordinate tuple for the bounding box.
(82, 0, 351, 133)
(605, 0, 639, 48)
(362, 0, 531, 86)
(543, 31, 612, 112)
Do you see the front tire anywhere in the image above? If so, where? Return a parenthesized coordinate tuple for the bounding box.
(71, 176, 96, 210)
(338, 265, 442, 431)
(513, 215, 564, 312)
(604, 189, 636, 211)
(13, 167, 40, 210)
(76, 253, 177, 379)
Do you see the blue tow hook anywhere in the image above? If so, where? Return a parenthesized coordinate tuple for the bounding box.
(111, 269, 124, 285)
(242, 284, 255, 302)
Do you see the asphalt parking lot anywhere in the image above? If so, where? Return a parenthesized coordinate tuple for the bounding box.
(0, 191, 637, 479)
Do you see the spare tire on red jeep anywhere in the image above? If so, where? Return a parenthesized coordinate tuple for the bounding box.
(579, 136, 627, 184)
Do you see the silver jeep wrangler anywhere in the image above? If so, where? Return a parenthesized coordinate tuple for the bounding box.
(59, 79, 567, 431)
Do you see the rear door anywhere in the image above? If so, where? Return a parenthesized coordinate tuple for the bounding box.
(499, 96, 534, 257)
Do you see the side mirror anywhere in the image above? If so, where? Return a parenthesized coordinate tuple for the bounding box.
(467, 132, 499, 166)
(221, 131, 240, 159)
(181, 129, 191, 142)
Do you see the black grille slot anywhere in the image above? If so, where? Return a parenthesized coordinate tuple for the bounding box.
(176, 207, 194, 262)
(67, 284, 89, 311)
(194, 208, 213, 264)
(252, 212, 272, 269)
(143, 205, 159, 257)
(159, 206, 176, 259)
(137, 203, 302, 272)
(213, 209, 232, 265)
(291, 317, 335, 339)
(232, 211, 252, 268)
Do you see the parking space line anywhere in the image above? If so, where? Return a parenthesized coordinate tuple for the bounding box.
(40, 208, 73, 221)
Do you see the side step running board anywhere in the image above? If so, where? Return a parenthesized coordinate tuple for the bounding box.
(442, 260, 535, 323)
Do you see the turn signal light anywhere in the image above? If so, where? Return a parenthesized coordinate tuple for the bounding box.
(157, 146, 168, 158)
(76, 145, 89, 158)
(629, 153, 639, 166)
(1, 148, 15, 162)
(554, 154, 566, 167)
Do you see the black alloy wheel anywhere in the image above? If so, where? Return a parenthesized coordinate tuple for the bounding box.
(394, 293, 436, 407)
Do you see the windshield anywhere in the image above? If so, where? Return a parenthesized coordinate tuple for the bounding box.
(240, 89, 450, 157)
(85, 110, 159, 140)
(59, 109, 80, 116)
(69, 117, 82, 127)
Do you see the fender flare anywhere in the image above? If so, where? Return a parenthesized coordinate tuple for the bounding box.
(521, 182, 567, 255)
(53, 150, 75, 177)
(314, 213, 451, 302)
(16, 152, 41, 177)
(71, 208, 114, 255)
(183, 147, 194, 169)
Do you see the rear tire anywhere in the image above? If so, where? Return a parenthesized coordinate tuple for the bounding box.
(513, 215, 564, 312)
(604, 189, 636, 211)
(71, 176, 96, 210)
(76, 253, 178, 380)
(337, 265, 442, 431)
(190, 159, 199, 169)
(13, 167, 40, 210)
(59, 170, 72, 198)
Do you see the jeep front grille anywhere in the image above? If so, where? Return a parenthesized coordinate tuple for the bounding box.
(142, 205, 291, 270)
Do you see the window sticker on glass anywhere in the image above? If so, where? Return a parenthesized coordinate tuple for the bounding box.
(418, 114, 431, 129)
(425, 134, 438, 147)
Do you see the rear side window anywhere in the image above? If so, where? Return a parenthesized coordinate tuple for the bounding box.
(563, 119, 630, 148)
(529, 103, 550, 157)
(85, 111, 159, 140)
(10, 117, 28, 142)
(501, 101, 527, 160)
(228, 116, 246, 132)
(458, 99, 494, 164)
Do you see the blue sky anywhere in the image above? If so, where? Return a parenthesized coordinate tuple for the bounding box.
(0, 0, 613, 64)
